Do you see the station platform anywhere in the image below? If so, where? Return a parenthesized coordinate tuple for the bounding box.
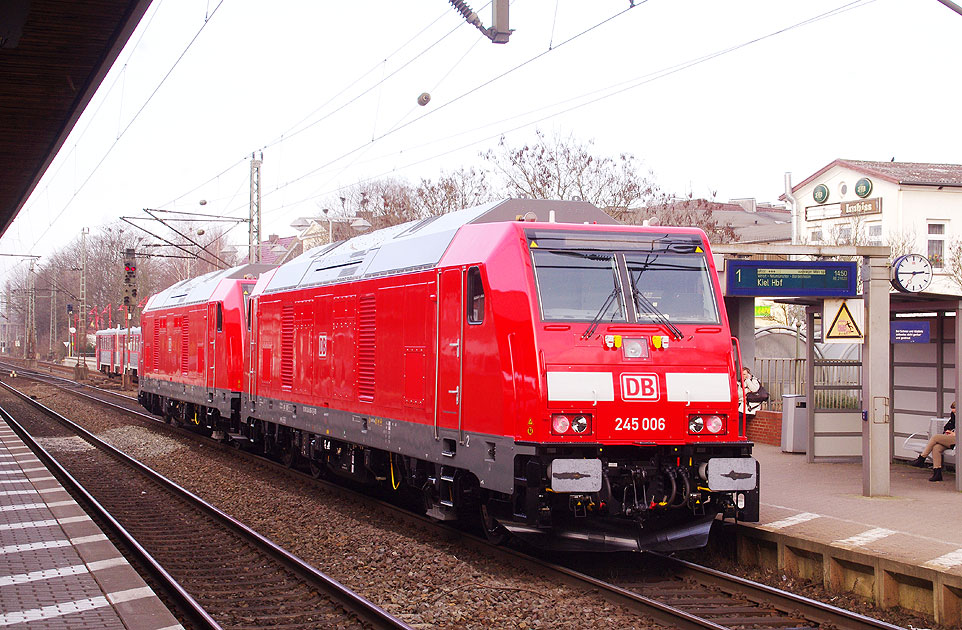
(0, 420, 182, 629)
(734, 443, 962, 623)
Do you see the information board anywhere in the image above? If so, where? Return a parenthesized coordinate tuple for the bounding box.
(726, 260, 858, 297)
(891, 321, 930, 344)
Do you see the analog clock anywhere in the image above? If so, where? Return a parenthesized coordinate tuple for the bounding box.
(891, 254, 933, 293)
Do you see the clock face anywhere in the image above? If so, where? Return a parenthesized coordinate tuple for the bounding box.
(893, 254, 933, 293)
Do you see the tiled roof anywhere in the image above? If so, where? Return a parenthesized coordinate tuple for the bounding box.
(792, 159, 962, 192)
(240, 235, 300, 265)
(641, 199, 791, 244)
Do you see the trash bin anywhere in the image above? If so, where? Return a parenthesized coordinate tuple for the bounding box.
(781, 394, 808, 453)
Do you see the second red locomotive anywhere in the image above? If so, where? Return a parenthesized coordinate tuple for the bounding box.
(138, 199, 759, 552)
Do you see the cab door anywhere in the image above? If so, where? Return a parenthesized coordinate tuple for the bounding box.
(435, 269, 463, 438)
(206, 302, 218, 395)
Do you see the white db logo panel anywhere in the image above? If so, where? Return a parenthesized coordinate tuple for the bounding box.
(621, 374, 659, 401)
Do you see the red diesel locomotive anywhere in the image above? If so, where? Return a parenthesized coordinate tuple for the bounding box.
(138, 199, 758, 552)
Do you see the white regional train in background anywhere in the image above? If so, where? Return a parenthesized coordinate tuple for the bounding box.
(94, 326, 141, 379)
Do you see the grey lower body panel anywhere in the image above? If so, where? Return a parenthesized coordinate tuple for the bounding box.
(140, 377, 237, 420)
(229, 393, 530, 495)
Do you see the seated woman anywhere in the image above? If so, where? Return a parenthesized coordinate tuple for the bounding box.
(738, 367, 761, 423)
(911, 402, 956, 482)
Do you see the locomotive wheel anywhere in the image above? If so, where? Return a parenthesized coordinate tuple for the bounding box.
(280, 448, 297, 469)
(309, 459, 324, 479)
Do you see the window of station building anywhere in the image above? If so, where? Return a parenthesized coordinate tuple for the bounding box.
(838, 225, 852, 243)
(867, 224, 882, 246)
(810, 229, 823, 243)
(466, 266, 485, 324)
(928, 223, 945, 268)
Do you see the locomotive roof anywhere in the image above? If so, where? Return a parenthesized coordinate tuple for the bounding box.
(262, 198, 618, 294)
(144, 264, 273, 311)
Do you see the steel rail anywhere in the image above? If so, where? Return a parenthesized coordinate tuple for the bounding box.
(0, 405, 221, 630)
(0, 380, 414, 630)
(4, 367, 909, 630)
(649, 552, 906, 630)
(2, 367, 726, 629)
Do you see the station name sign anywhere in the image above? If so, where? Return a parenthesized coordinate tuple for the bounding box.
(805, 197, 881, 221)
(726, 260, 858, 297)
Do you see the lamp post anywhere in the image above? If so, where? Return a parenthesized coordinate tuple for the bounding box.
(322, 208, 333, 243)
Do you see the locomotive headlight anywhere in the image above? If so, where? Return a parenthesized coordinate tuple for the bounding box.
(571, 415, 589, 433)
(622, 338, 648, 359)
(688, 416, 704, 433)
(706, 415, 725, 434)
(552, 414, 571, 434)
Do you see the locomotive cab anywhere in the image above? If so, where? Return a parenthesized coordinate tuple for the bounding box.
(479, 224, 759, 552)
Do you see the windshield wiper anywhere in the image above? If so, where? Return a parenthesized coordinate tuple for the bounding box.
(632, 286, 683, 340)
(628, 255, 684, 340)
(582, 285, 621, 340)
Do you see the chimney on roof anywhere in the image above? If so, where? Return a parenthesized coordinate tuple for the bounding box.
(269, 234, 279, 243)
(730, 198, 757, 213)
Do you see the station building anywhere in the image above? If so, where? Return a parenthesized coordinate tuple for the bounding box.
(786, 159, 962, 296)
(760, 159, 962, 463)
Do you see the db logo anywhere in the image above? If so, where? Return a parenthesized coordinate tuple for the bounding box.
(621, 373, 659, 400)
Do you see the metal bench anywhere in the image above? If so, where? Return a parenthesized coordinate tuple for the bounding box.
(903, 417, 956, 468)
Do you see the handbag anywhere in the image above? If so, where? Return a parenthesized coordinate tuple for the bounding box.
(746, 383, 769, 404)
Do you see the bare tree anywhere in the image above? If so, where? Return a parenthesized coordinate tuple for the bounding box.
(482, 130, 660, 209)
(317, 169, 499, 235)
(885, 228, 917, 262)
(944, 237, 962, 291)
(416, 167, 496, 217)
(636, 195, 740, 243)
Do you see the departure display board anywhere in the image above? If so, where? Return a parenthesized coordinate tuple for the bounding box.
(726, 260, 858, 297)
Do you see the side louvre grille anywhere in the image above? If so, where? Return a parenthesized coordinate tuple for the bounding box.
(280, 303, 295, 389)
(152, 324, 159, 370)
(180, 315, 189, 374)
(357, 294, 376, 402)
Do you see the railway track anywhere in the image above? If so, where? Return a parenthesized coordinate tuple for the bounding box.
(552, 551, 907, 630)
(0, 380, 412, 630)
(1, 365, 912, 630)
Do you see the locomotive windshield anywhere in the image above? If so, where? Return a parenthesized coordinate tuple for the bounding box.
(530, 250, 627, 322)
(527, 229, 720, 325)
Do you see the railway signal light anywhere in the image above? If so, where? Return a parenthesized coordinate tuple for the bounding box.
(123, 248, 136, 284)
(123, 248, 136, 306)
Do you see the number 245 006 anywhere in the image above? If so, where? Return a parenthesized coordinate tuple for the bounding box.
(615, 417, 665, 431)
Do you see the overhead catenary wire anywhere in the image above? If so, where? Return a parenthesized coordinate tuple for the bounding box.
(21, 0, 229, 257)
(308, 27, 487, 201)
(120, 215, 227, 270)
(6, 0, 880, 268)
(16, 0, 170, 224)
(248, 2, 644, 215)
(260, 0, 876, 216)
(161, 5, 471, 212)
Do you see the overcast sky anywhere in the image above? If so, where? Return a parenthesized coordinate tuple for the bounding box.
(4, 0, 960, 279)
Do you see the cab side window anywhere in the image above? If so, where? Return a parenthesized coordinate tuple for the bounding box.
(466, 266, 485, 324)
